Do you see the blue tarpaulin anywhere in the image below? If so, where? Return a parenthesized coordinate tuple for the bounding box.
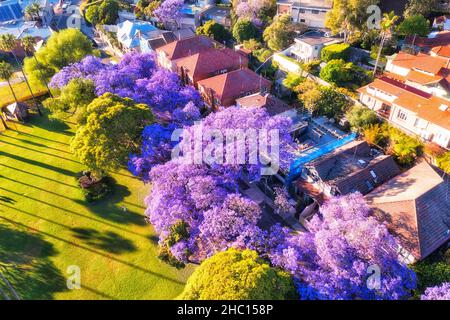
(286, 133, 357, 184)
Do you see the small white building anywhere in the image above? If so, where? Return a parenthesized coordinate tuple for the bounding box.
(285, 31, 342, 63)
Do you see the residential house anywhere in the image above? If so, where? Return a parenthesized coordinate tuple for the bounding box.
(276, 0, 332, 29)
(433, 15, 450, 30)
(0, 0, 23, 23)
(197, 68, 272, 108)
(430, 44, 450, 59)
(199, 6, 232, 28)
(117, 20, 159, 52)
(403, 31, 450, 53)
(2, 102, 30, 121)
(286, 31, 341, 62)
(156, 35, 219, 71)
(358, 76, 450, 149)
(174, 47, 248, 87)
(384, 52, 450, 99)
(236, 92, 293, 116)
(366, 161, 450, 263)
(300, 140, 400, 198)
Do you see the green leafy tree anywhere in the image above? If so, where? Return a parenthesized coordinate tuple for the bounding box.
(24, 1, 41, 21)
(321, 43, 351, 62)
(0, 33, 41, 115)
(21, 35, 53, 98)
(320, 59, 370, 87)
(387, 127, 423, 165)
(397, 15, 430, 37)
(0, 61, 16, 129)
(232, 18, 258, 43)
(282, 72, 304, 91)
(404, 0, 442, 18)
(242, 38, 262, 51)
(196, 20, 231, 43)
(263, 14, 295, 51)
(43, 78, 96, 123)
(325, 0, 379, 42)
(71, 93, 154, 176)
(85, 0, 119, 25)
(320, 59, 352, 86)
(363, 124, 383, 146)
(179, 249, 297, 300)
(436, 152, 450, 174)
(373, 11, 399, 76)
(136, 0, 161, 20)
(345, 104, 378, 132)
(23, 29, 94, 86)
(85, 5, 100, 25)
(297, 81, 350, 118)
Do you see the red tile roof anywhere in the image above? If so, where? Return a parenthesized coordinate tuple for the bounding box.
(197, 68, 272, 105)
(405, 31, 450, 49)
(391, 52, 449, 75)
(235, 93, 292, 116)
(359, 76, 450, 130)
(366, 161, 450, 261)
(431, 45, 450, 58)
(156, 35, 218, 61)
(173, 48, 247, 82)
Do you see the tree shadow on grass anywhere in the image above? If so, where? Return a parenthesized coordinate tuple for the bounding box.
(71, 227, 137, 254)
(0, 223, 67, 300)
(27, 113, 72, 135)
(0, 150, 77, 177)
(74, 177, 146, 226)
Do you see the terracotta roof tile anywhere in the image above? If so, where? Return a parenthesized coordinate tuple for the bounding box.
(156, 35, 217, 60)
(236, 93, 292, 116)
(197, 68, 271, 103)
(174, 48, 247, 81)
(366, 162, 450, 260)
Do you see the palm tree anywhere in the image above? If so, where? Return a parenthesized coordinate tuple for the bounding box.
(0, 33, 42, 116)
(0, 62, 17, 129)
(373, 11, 399, 76)
(21, 35, 53, 98)
(24, 2, 41, 22)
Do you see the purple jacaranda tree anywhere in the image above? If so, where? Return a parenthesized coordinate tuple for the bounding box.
(421, 283, 450, 300)
(268, 193, 417, 300)
(49, 55, 105, 89)
(49, 52, 202, 119)
(180, 106, 294, 182)
(154, 0, 183, 28)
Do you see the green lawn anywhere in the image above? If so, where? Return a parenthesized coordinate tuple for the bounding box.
(0, 113, 195, 300)
(0, 81, 48, 108)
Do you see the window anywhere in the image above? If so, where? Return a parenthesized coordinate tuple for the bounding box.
(397, 110, 407, 121)
(299, 9, 306, 13)
(300, 19, 306, 23)
(312, 10, 319, 14)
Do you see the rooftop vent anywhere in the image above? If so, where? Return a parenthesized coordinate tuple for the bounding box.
(439, 104, 449, 111)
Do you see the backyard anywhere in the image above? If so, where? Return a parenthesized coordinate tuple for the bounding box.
(0, 113, 195, 299)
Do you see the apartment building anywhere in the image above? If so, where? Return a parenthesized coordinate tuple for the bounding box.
(276, 0, 332, 29)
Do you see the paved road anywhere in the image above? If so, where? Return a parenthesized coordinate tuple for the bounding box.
(54, 0, 95, 39)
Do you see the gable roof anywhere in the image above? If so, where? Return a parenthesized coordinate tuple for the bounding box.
(156, 35, 217, 61)
(173, 48, 247, 81)
(197, 68, 272, 104)
(431, 45, 450, 58)
(366, 161, 450, 260)
(306, 140, 400, 195)
(117, 20, 158, 49)
(390, 52, 449, 75)
(405, 31, 450, 50)
(358, 76, 450, 131)
(236, 93, 292, 116)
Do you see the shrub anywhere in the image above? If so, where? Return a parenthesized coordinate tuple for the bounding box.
(321, 43, 351, 62)
(283, 72, 305, 90)
(363, 124, 383, 146)
(302, 59, 321, 75)
(346, 104, 378, 132)
(253, 48, 272, 64)
(77, 171, 111, 202)
(179, 249, 298, 300)
(436, 151, 450, 174)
